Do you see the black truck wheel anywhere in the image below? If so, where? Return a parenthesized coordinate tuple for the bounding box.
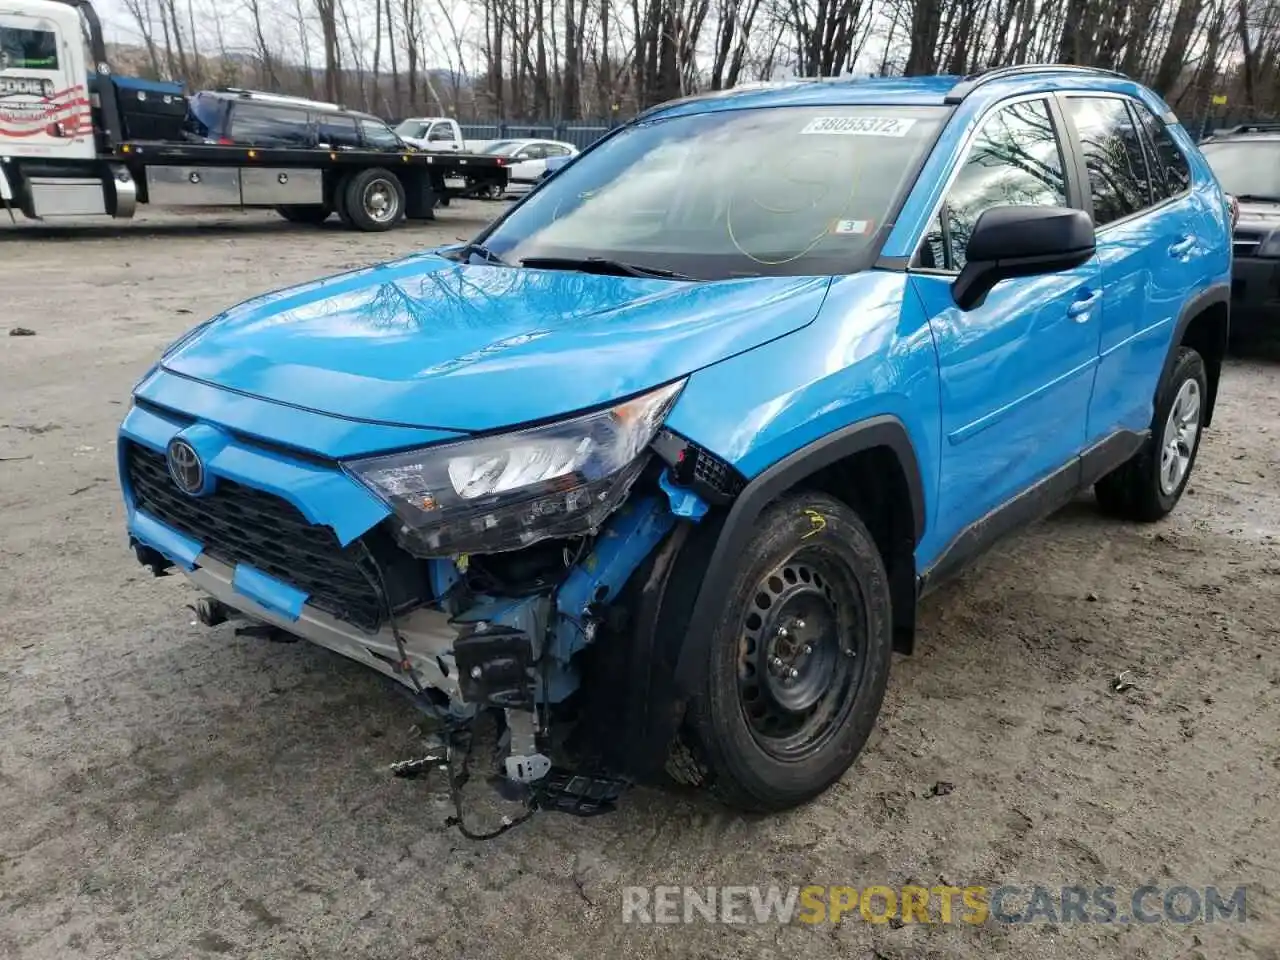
(672, 492, 893, 811)
(275, 204, 331, 225)
(1095, 347, 1207, 521)
(343, 168, 405, 232)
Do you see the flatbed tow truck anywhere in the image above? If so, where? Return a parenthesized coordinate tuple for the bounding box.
(0, 0, 508, 229)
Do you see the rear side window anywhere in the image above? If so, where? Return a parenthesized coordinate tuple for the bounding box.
(938, 98, 1068, 270)
(229, 103, 312, 147)
(319, 114, 360, 148)
(0, 26, 58, 70)
(1132, 103, 1191, 198)
(1064, 97, 1154, 225)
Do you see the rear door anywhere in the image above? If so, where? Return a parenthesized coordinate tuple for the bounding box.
(227, 102, 313, 147)
(909, 96, 1102, 552)
(1060, 95, 1203, 439)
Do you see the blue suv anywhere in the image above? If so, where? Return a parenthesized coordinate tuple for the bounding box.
(119, 65, 1231, 812)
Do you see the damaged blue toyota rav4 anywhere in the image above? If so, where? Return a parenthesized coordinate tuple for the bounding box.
(119, 65, 1232, 813)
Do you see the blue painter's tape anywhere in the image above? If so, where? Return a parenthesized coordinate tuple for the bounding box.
(428, 558, 461, 600)
(232, 564, 309, 621)
(129, 508, 202, 571)
(552, 495, 675, 663)
(658, 468, 709, 520)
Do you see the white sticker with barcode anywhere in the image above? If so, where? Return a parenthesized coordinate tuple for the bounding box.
(799, 116, 917, 137)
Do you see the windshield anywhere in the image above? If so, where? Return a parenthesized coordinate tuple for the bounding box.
(395, 120, 428, 139)
(483, 140, 521, 155)
(479, 105, 948, 278)
(1201, 141, 1280, 200)
(361, 119, 403, 149)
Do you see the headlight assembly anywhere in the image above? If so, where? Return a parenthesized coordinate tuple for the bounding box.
(346, 380, 685, 557)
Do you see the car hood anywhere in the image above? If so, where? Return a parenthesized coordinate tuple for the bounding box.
(162, 253, 832, 433)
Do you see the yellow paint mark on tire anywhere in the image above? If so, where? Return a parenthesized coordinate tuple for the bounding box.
(802, 508, 827, 539)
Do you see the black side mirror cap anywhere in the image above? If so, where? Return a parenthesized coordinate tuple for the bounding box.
(951, 205, 1096, 311)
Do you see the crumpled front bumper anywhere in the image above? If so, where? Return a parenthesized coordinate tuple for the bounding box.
(118, 385, 469, 699)
(119, 371, 690, 719)
(184, 552, 462, 697)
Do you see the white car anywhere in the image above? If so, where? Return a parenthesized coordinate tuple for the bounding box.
(479, 139, 579, 197)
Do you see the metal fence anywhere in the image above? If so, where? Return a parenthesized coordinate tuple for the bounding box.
(458, 121, 616, 149)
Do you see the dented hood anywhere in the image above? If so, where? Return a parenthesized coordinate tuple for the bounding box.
(162, 253, 832, 433)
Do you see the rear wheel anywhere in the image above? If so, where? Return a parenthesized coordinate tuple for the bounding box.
(333, 179, 353, 226)
(343, 168, 405, 232)
(1095, 346, 1208, 521)
(672, 492, 893, 811)
(275, 204, 331, 225)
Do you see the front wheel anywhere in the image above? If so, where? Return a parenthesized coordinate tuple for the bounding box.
(672, 492, 893, 811)
(1095, 347, 1208, 521)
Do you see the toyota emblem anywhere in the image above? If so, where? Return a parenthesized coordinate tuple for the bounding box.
(166, 438, 206, 496)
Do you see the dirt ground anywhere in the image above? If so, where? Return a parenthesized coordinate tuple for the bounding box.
(1, 205, 1277, 960)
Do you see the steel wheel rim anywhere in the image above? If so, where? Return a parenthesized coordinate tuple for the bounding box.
(737, 547, 867, 762)
(363, 179, 399, 223)
(1159, 378, 1201, 495)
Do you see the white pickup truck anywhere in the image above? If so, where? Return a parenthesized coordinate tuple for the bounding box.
(393, 117, 488, 153)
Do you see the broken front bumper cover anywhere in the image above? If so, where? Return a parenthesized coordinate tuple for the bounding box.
(139, 535, 465, 701)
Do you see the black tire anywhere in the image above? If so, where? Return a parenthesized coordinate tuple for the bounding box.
(1095, 347, 1208, 522)
(275, 204, 331, 225)
(333, 175, 353, 226)
(342, 168, 405, 232)
(437, 195, 451, 207)
(673, 492, 893, 812)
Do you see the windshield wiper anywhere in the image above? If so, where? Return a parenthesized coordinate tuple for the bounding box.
(452, 241, 509, 266)
(520, 256, 694, 281)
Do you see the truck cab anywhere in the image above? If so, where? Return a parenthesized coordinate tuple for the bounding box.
(393, 117, 464, 152)
(0, 0, 94, 161)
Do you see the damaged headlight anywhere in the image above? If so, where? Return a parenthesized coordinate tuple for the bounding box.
(346, 380, 685, 557)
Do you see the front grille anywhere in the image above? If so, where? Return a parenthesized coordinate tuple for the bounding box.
(1234, 229, 1265, 257)
(125, 442, 385, 630)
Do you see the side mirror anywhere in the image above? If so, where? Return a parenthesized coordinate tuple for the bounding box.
(952, 205, 1096, 311)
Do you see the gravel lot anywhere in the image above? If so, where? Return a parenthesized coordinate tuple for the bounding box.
(1, 205, 1278, 960)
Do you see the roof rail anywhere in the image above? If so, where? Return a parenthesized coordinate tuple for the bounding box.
(944, 64, 1132, 104)
(1213, 121, 1280, 135)
(214, 87, 344, 111)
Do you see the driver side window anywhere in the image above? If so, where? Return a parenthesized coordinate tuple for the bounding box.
(924, 98, 1069, 270)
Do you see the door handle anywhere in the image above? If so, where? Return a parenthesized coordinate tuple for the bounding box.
(1067, 290, 1101, 320)
(1168, 235, 1196, 258)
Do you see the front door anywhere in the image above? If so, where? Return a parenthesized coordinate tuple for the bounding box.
(909, 97, 1102, 565)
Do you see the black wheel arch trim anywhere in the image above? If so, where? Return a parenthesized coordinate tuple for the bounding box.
(1165, 282, 1230, 427)
(672, 415, 925, 691)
